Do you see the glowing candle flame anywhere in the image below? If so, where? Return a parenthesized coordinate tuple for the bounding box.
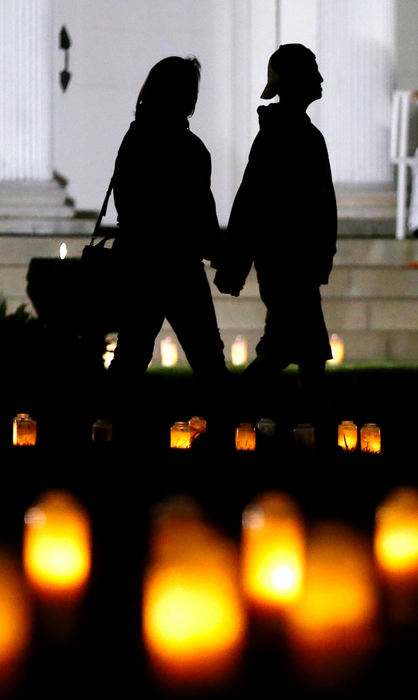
(242, 492, 305, 610)
(23, 491, 91, 601)
(102, 332, 118, 370)
(59, 243, 68, 260)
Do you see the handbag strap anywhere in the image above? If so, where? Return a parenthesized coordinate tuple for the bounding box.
(90, 174, 115, 246)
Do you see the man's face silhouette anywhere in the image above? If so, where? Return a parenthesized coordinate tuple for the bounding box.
(279, 56, 323, 107)
(302, 58, 323, 104)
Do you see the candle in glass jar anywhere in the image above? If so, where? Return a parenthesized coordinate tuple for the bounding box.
(328, 334, 344, 365)
(92, 418, 112, 443)
(242, 492, 306, 612)
(143, 497, 246, 689)
(161, 337, 178, 367)
(360, 423, 381, 454)
(337, 420, 358, 451)
(170, 422, 194, 449)
(375, 487, 418, 576)
(12, 414, 37, 447)
(0, 550, 32, 688)
(188, 416, 207, 436)
(235, 423, 256, 451)
(294, 423, 315, 449)
(23, 491, 91, 602)
(231, 336, 248, 366)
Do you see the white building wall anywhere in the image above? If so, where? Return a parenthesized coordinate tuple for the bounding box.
(49, 0, 417, 222)
(51, 0, 242, 226)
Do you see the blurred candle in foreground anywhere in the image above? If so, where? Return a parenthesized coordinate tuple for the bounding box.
(143, 496, 246, 689)
(23, 491, 91, 602)
(360, 422, 381, 454)
(328, 333, 344, 364)
(374, 487, 418, 623)
(285, 522, 378, 689)
(0, 551, 32, 689)
(160, 336, 178, 367)
(231, 335, 248, 366)
(235, 423, 256, 451)
(338, 420, 358, 451)
(242, 492, 305, 613)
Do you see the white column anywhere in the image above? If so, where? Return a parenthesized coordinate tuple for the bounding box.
(231, 0, 278, 193)
(278, 0, 395, 184)
(0, 0, 52, 180)
(317, 0, 394, 184)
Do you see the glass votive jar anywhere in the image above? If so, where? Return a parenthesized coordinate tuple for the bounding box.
(235, 423, 256, 451)
(13, 413, 37, 447)
(188, 416, 207, 436)
(170, 421, 194, 449)
(92, 418, 113, 443)
(256, 418, 276, 437)
(360, 423, 381, 454)
(338, 420, 358, 452)
(294, 423, 315, 449)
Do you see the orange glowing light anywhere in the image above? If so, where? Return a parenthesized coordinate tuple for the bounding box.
(0, 552, 32, 685)
(242, 492, 305, 609)
(360, 423, 381, 454)
(286, 521, 378, 664)
(235, 423, 256, 451)
(328, 333, 344, 364)
(143, 497, 246, 687)
(23, 491, 91, 600)
(337, 420, 358, 451)
(374, 487, 418, 579)
(170, 421, 194, 449)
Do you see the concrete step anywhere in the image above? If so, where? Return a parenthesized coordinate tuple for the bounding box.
(337, 217, 396, 236)
(0, 234, 417, 363)
(0, 205, 75, 218)
(0, 180, 69, 205)
(0, 218, 95, 234)
(333, 238, 418, 266)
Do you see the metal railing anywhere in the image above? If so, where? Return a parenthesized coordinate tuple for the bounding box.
(390, 90, 418, 239)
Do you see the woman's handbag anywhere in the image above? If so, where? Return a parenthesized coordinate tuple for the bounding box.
(81, 175, 120, 332)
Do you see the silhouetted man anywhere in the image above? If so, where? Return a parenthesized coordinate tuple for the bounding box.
(214, 44, 337, 425)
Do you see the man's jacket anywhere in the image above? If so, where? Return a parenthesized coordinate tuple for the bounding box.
(217, 101, 337, 291)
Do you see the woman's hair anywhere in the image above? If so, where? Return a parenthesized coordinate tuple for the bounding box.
(135, 56, 201, 119)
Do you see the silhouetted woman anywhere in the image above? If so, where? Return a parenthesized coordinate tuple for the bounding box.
(109, 56, 227, 415)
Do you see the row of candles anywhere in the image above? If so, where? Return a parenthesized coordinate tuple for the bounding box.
(170, 417, 382, 453)
(103, 333, 346, 369)
(11, 413, 382, 454)
(0, 486, 416, 692)
(11, 413, 382, 453)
